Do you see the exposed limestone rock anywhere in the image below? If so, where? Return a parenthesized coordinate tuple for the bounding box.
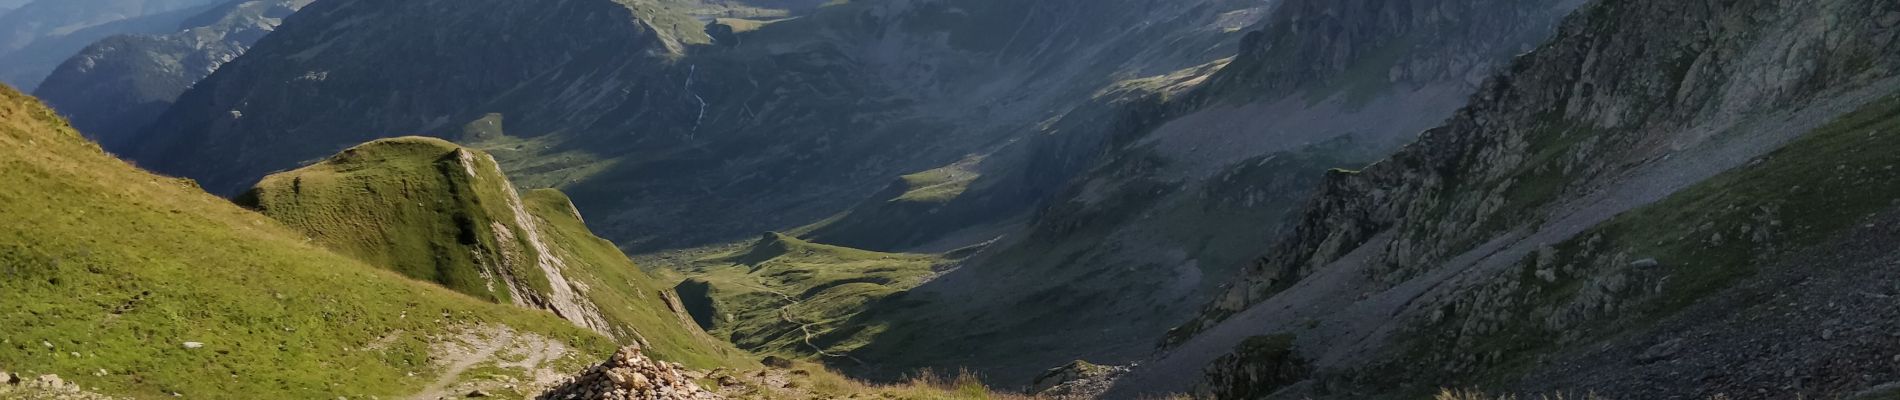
(483, 151, 613, 336)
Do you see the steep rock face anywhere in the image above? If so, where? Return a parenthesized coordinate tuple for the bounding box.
(34, 0, 312, 150)
(0, 0, 224, 89)
(1140, 0, 1900, 397)
(237, 137, 749, 367)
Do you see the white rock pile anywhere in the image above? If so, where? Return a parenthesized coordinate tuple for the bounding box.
(537, 346, 721, 400)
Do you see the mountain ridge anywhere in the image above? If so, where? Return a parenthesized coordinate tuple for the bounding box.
(34, 0, 312, 151)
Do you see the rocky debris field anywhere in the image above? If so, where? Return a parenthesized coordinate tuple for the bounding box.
(538, 346, 721, 400)
(0, 371, 120, 400)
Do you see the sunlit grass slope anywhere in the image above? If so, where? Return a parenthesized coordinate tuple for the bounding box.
(0, 85, 615, 398)
(237, 137, 550, 304)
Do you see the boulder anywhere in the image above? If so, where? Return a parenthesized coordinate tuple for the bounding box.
(1630, 258, 1662, 269)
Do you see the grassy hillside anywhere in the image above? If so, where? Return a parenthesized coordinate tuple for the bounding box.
(0, 85, 616, 398)
(237, 136, 753, 369)
(670, 233, 943, 360)
(237, 137, 544, 303)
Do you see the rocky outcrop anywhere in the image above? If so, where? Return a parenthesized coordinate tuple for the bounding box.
(1196, 335, 1309, 400)
(1030, 361, 1131, 399)
(34, 0, 312, 150)
(538, 346, 722, 400)
(1150, 0, 1900, 396)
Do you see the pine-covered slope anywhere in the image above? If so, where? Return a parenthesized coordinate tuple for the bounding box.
(33, 0, 311, 151)
(1113, 0, 1900, 397)
(237, 136, 750, 368)
(0, 85, 630, 399)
